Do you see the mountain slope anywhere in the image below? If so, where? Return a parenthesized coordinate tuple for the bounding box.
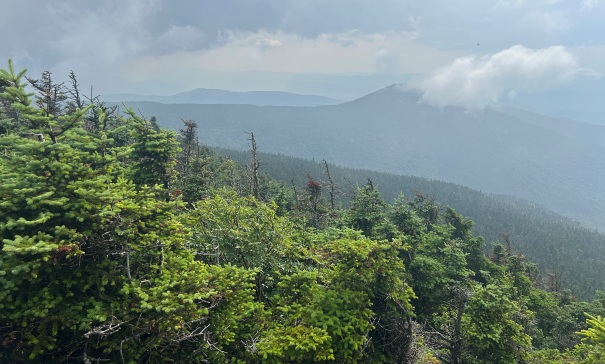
(102, 88, 342, 106)
(112, 85, 605, 228)
(222, 148, 605, 298)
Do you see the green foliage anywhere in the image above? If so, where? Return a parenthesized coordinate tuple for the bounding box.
(0, 126, 190, 360)
(225, 149, 605, 299)
(578, 313, 605, 346)
(570, 343, 605, 363)
(259, 324, 334, 363)
(389, 193, 423, 238)
(259, 230, 414, 363)
(344, 180, 396, 240)
(527, 348, 578, 363)
(175, 119, 241, 202)
(182, 189, 298, 301)
(0, 59, 32, 134)
(126, 108, 179, 194)
(0, 62, 258, 362)
(462, 282, 532, 363)
(257, 270, 335, 363)
(114, 256, 260, 363)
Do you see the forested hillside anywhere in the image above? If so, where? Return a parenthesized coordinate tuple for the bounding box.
(222, 149, 605, 299)
(113, 85, 605, 228)
(3, 62, 605, 363)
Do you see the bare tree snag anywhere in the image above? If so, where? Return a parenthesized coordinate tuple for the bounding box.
(248, 131, 260, 200)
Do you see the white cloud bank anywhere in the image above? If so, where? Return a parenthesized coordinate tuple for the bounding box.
(415, 45, 590, 110)
(118, 31, 461, 91)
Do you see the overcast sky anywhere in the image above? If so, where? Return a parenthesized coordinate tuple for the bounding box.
(1, 0, 604, 109)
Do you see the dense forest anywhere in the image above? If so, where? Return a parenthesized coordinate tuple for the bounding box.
(221, 149, 605, 300)
(2, 61, 605, 363)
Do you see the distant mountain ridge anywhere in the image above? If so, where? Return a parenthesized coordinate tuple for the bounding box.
(110, 84, 605, 229)
(101, 88, 342, 106)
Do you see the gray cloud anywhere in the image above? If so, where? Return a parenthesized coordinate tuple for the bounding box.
(1, 1, 418, 71)
(1, 0, 604, 98)
(3, 0, 603, 65)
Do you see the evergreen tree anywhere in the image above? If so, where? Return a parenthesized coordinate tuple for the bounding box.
(126, 108, 178, 196)
(345, 179, 396, 240)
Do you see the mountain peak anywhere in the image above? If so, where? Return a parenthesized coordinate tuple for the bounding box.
(344, 83, 424, 107)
